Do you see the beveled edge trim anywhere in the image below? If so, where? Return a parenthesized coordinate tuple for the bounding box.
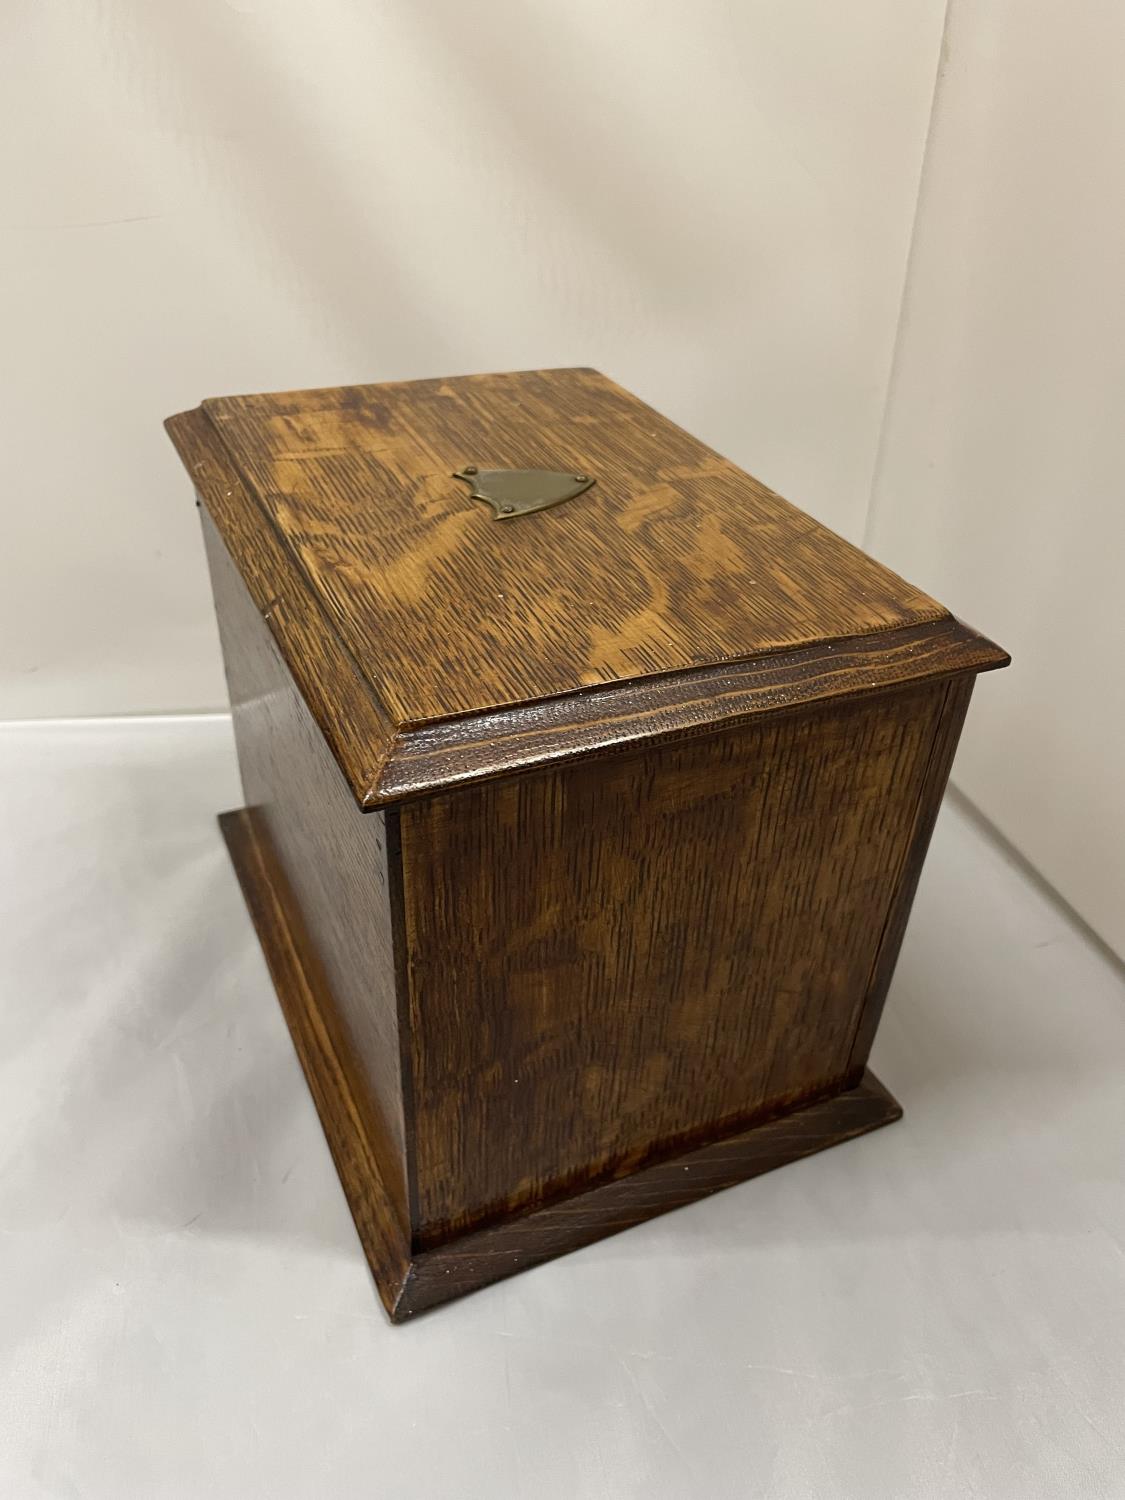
(222, 800, 902, 1325)
(168, 404, 1009, 812)
(220, 807, 413, 1320)
(369, 619, 1010, 806)
(167, 407, 396, 806)
(394, 1070, 903, 1320)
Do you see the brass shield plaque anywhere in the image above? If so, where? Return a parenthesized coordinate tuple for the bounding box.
(452, 466, 595, 520)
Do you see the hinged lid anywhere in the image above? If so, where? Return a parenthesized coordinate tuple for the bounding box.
(166, 368, 1007, 806)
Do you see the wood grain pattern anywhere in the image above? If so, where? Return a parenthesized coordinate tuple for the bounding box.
(846, 673, 976, 1077)
(220, 808, 411, 1321)
(394, 1071, 902, 1320)
(166, 406, 392, 805)
(199, 368, 948, 726)
(218, 801, 903, 1323)
(166, 377, 1008, 808)
(171, 367, 1010, 1321)
(374, 617, 1007, 805)
(400, 682, 948, 1245)
(202, 511, 411, 1227)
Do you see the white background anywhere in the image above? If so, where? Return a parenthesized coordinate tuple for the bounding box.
(3, 0, 1119, 953)
(2, 716, 1123, 1499)
(2, 5, 1124, 1495)
(867, 0, 1125, 958)
(2, 0, 944, 714)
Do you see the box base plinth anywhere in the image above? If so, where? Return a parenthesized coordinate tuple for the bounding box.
(220, 806, 903, 1323)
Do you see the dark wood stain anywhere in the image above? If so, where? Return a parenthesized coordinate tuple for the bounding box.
(222, 804, 901, 1323)
(847, 674, 976, 1077)
(202, 512, 410, 1226)
(165, 373, 1008, 807)
(166, 407, 393, 805)
(395, 1070, 902, 1320)
(198, 368, 951, 724)
(400, 683, 947, 1244)
(373, 617, 1004, 806)
(219, 807, 411, 1321)
(166, 368, 1010, 1320)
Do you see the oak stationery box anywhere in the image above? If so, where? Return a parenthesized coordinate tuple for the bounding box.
(166, 368, 1008, 1320)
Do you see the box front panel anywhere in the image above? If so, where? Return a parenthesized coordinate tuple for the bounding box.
(400, 683, 950, 1245)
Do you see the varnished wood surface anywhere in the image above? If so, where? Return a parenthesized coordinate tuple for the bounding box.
(177, 368, 1010, 1321)
(166, 385, 1008, 808)
(215, 802, 904, 1323)
(202, 512, 411, 1227)
(846, 674, 976, 1077)
(166, 407, 393, 806)
(400, 683, 947, 1244)
(395, 1071, 901, 1320)
(219, 808, 412, 1320)
(375, 616, 1007, 805)
(198, 369, 949, 725)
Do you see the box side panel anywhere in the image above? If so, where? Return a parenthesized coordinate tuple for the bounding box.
(400, 682, 950, 1245)
(201, 508, 410, 1225)
(846, 674, 975, 1075)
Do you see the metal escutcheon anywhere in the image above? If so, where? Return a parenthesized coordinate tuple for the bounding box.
(452, 466, 595, 520)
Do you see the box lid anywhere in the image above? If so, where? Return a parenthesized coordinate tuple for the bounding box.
(166, 368, 1007, 807)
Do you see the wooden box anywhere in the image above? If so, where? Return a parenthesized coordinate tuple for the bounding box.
(166, 368, 1008, 1320)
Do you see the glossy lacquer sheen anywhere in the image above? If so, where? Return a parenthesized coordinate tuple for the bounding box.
(167, 368, 1008, 1319)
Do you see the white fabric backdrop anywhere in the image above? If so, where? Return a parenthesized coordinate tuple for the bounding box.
(2, 716, 1122, 1498)
(866, 0, 1125, 956)
(1, 0, 946, 717)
